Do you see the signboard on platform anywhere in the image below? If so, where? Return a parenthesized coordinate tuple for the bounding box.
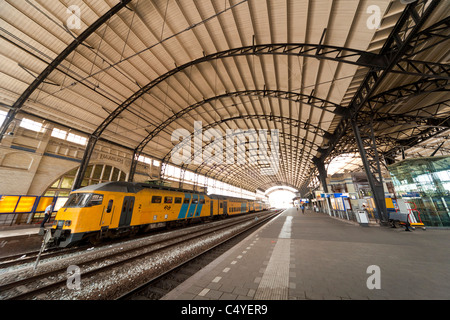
(356, 210, 369, 226)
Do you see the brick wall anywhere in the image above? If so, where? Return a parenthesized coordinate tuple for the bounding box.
(0, 115, 157, 196)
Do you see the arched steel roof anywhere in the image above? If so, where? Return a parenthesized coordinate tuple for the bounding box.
(0, 0, 448, 194)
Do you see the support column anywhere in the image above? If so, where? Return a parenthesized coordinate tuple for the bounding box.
(73, 135, 98, 190)
(313, 157, 329, 194)
(313, 157, 332, 215)
(128, 149, 139, 182)
(351, 119, 388, 223)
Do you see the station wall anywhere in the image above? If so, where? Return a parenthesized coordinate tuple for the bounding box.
(0, 115, 159, 196)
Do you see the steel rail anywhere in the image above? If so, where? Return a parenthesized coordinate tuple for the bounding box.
(0, 210, 277, 300)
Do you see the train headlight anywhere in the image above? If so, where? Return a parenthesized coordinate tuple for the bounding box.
(64, 220, 72, 227)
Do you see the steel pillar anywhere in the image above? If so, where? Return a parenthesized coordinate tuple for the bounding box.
(73, 135, 98, 190)
(351, 119, 388, 223)
(313, 157, 328, 194)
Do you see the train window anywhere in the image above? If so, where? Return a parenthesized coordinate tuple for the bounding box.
(174, 197, 182, 204)
(106, 200, 113, 213)
(183, 198, 190, 204)
(199, 198, 205, 204)
(164, 196, 173, 204)
(192, 198, 198, 204)
(87, 194, 103, 206)
(220, 202, 223, 208)
(151, 196, 162, 204)
(64, 193, 91, 208)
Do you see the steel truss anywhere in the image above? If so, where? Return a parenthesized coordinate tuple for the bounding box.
(127, 89, 344, 181)
(73, 28, 445, 189)
(173, 130, 314, 191)
(156, 114, 322, 189)
(383, 126, 450, 165)
(73, 41, 383, 189)
(317, 0, 441, 223)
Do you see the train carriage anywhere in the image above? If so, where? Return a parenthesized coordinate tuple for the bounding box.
(50, 181, 268, 247)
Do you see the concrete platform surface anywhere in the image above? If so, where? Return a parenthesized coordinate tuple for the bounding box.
(0, 227, 41, 239)
(162, 208, 450, 300)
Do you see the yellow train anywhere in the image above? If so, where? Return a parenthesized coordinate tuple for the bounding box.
(50, 181, 269, 247)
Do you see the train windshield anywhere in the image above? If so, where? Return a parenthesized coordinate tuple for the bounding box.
(63, 193, 104, 208)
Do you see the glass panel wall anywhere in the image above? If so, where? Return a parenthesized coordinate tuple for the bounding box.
(388, 156, 450, 227)
(44, 164, 127, 196)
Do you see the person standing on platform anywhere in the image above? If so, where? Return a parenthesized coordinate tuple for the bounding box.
(40, 202, 54, 229)
(301, 204, 305, 214)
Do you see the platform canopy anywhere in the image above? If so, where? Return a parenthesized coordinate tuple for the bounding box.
(0, 0, 448, 193)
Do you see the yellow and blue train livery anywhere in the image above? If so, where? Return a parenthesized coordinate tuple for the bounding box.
(50, 181, 268, 247)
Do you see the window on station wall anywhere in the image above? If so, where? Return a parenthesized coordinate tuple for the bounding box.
(0, 110, 7, 127)
(20, 118, 44, 132)
(51, 128, 67, 140)
(137, 155, 152, 165)
(66, 132, 87, 145)
(50, 127, 87, 145)
(44, 164, 127, 196)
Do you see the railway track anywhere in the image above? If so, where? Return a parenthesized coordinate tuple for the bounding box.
(0, 210, 280, 300)
(0, 221, 192, 269)
(119, 210, 282, 300)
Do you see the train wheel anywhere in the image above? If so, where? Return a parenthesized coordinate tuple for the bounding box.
(166, 221, 176, 230)
(88, 233, 102, 245)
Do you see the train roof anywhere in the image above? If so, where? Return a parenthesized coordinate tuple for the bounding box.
(73, 181, 204, 194)
(73, 182, 265, 203)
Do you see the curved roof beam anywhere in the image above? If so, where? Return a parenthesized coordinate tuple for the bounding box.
(159, 113, 328, 168)
(92, 43, 385, 139)
(132, 113, 328, 182)
(72, 42, 390, 189)
(0, 0, 132, 141)
(190, 130, 319, 185)
(263, 182, 300, 193)
(134, 89, 346, 152)
(155, 115, 324, 189)
(317, 0, 441, 164)
(265, 185, 299, 196)
(128, 88, 343, 180)
(176, 133, 304, 191)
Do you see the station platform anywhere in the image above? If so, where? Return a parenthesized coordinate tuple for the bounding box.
(0, 226, 41, 239)
(162, 208, 450, 300)
(0, 224, 48, 258)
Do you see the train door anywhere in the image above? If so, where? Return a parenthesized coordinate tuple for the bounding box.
(177, 194, 191, 219)
(195, 195, 204, 217)
(100, 195, 115, 227)
(187, 194, 198, 218)
(223, 200, 228, 215)
(210, 200, 214, 217)
(119, 196, 134, 228)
